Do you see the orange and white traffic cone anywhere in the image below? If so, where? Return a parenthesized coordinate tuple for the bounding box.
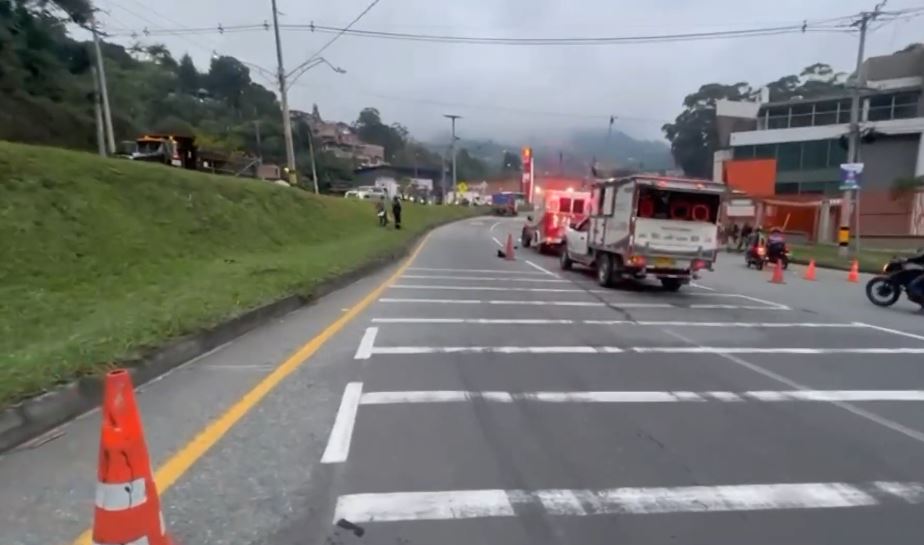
(847, 259, 860, 283)
(804, 259, 817, 281)
(505, 233, 515, 261)
(93, 370, 173, 545)
(769, 258, 785, 284)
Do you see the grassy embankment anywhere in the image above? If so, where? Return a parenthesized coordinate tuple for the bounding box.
(0, 141, 481, 406)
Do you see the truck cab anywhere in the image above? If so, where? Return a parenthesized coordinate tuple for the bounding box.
(522, 189, 592, 252)
(561, 175, 723, 291)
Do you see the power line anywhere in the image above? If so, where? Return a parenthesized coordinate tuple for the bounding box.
(288, 0, 381, 80)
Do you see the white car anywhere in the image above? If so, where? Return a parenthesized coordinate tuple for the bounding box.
(345, 186, 386, 200)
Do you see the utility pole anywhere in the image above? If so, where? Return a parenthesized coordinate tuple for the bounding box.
(271, 0, 298, 187)
(444, 114, 461, 200)
(91, 66, 105, 157)
(307, 129, 319, 193)
(839, 3, 884, 256)
(254, 120, 263, 163)
(91, 14, 115, 155)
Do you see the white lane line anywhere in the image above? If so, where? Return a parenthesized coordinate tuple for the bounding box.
(367, 345, 924, 356)
(358, 389, 924, 405)
(407, 267, 546, 275)
(524, 259, 560, 278)
(401, 275, 568, 283)
(371, 318, 857, 328)
(726, 293, 791, 310)
(353, 327, 379, 360)
(392, 284, 581, 293)
(334, 481, 924, 523)
(372, 318, 576, 324)
(663, 329, 924, 445)
(690, 282, 717, 291)
(492, 236, 503, 247)
(856, 322, 924, 343)
(632, 347, 924, 354)
(371, 346, 608, 355)
(320, 382, 364, 464)
(690, 304, 792, 310)
(584, 321, 861, 328)
(378, 298, 672, 308)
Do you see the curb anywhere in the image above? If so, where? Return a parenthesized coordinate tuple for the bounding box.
(0, 215, 478, 453)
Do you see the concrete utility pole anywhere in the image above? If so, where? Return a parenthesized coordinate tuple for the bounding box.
(91, 14, 115, 155)
(444, 114, 461, 199)
(271, 0, 298, 187)
(839, 3, 884, 256)
(254, 120, 263, 163)
(307, 129, 319, 193)
(91, 66, 106, 157)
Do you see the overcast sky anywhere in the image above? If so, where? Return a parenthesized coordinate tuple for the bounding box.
(95, 0, 923, 146)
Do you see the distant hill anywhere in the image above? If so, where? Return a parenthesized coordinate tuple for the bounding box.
(433, 130, 673, 178)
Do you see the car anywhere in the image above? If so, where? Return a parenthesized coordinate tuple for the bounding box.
(345, 186, 386, 200)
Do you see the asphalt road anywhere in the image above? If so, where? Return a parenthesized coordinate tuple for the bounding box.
(4, 216, 924, 545)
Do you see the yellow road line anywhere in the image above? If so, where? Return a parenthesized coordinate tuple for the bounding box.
(72, 233, 431, 545)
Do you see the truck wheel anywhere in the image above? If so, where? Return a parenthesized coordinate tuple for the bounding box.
(597, 253, 614, 287)
(660, 278, 683, 292)
(521, 229, 531, 248)
(560, 246, 573, 270)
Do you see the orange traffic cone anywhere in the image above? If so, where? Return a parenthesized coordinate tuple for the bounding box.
(93, 370, 173, 545)
(804, 259, 817, 281)
(505, 233, 515, 261)
(847, 259, 860, 283)
(769, 258, 785, 284)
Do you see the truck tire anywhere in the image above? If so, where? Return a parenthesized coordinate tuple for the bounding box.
(660, 278, 683, 292)
(597, 253, 615, 287)
(521, 228, 531, 248)
(560, 245, 573, 270)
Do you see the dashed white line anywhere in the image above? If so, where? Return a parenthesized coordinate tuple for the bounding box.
(524, 259, 560, 277)
(492, 236, 504, 247)
(378, 298, 672, 308)
(357, 389, 924, 405)
(690, 282, 717, 291)
(407, 267, 546, 275)
(392, 284, 581, 293)
(334, 481, 924, 523)
(401, 275, 567, 283)
(320, 382, 363, 464)
(353, 327, 379, 360)
(372, 318, 577, 324)
(366, 345, 924, 356)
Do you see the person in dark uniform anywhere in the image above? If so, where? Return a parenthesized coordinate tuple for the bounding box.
(392, 195, 402, 230)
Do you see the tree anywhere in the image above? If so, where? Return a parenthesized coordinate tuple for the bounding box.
(354, 107, 407, 159)
(176, 54, 199, 93)
(455, 148, 488, 181)
(501, 150, 521, 172)
(206, 55, 251, 112)
(662, 82, 751, 177)
(146, 44, 176, 69)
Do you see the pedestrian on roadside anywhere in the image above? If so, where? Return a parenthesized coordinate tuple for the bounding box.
(376, 199, 388, 227)
(392, 195, 403, 230)
(731, 223, 740, 247)
(738, 222, 753, 252)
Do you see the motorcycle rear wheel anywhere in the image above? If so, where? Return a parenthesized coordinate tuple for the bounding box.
(866, 277, 901, 307)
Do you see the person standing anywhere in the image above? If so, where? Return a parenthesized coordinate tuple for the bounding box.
(392, 195, 402, 230)
(738, 222, 753, 252)
(376, 199, 388, 227)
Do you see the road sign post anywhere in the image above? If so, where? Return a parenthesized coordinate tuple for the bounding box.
(839, 163, 864, 255)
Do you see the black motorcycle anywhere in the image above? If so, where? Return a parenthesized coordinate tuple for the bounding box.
(865, 256, 924, 307)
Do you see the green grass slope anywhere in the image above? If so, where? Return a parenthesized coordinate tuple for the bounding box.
(0, 141, 479, 406)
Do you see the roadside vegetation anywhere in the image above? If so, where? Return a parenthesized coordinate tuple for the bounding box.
(789, 242, 916, 273)
(0, 141, 482, 407)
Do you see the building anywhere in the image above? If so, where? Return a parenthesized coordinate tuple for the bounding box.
(716, 46, 924, 238)
(292, 106, 385, 168)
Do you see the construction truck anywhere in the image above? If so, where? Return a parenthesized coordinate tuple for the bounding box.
(560, 174, 724, 291)
(129, 134, 197, 169)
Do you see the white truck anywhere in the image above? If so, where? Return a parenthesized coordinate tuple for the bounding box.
(560, 175, 724, 291)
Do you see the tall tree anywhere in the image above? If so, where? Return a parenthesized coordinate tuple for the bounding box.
(206, 55, 251, 112)
(501, 150, 521, 172)
(176, 54, 199, 93)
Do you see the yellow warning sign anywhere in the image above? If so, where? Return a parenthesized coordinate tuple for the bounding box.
(456, 182, 468, 193)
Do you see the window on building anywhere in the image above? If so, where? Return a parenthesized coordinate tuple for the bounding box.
(776, 142, 801, 171)
(754, 144, 776, 158)
(766, 107, 790, 129)
(829, 139, 847, 166)
(802, 140, 829, 169)
(813, 101, 839, 125)
(837, 99, 852, 123)
(733, 145, 755, 159)
(790, 104, 814, 127)
(893, 92, 921, 119)
(868, 94, 894, 121)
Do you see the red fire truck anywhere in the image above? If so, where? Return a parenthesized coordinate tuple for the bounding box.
(521, 188, 593, 252)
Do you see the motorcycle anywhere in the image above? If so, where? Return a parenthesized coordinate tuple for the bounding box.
(744, 244, 768, 270)
(865, 256, 924, 307)
(766, 242, 790, 270)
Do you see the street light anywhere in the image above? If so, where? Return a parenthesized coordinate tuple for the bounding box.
(444, 114, 461, 199)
